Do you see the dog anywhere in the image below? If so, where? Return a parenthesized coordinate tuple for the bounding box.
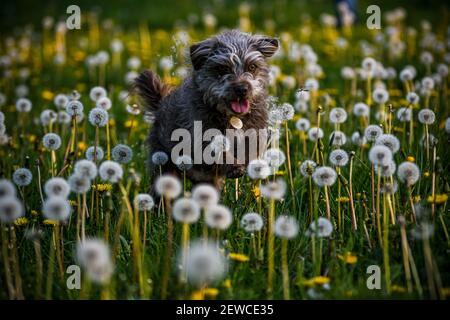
(134, 30, 279, 189)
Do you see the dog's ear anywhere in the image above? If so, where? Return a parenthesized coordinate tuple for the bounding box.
(254, 37, 279, 58)
(190, 38, 217, 70)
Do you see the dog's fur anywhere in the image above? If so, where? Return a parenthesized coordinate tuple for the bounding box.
(134, 30, 279, 188)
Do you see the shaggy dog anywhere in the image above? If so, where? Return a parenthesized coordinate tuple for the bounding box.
(134, 30, 279, 188)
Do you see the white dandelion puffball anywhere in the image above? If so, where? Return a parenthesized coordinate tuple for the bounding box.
(300, 160, 317, 177)
(418, 108, 435, 125)
(329, 149, 349, 167)
(192, 184, 219, 208)
(380, 180, 398, 194)
(308, 127, 324, 141)
(305, 78, 319, 91)
(54, 94, 68, 109)
(0, 179, 16, 198)
(353, 102, 369, 117)
(445, 117, 450, 134)
(399, 68, 414, 82)
(86, 146, 104, 161)
(241, 213, 264, 233)
(96, 97, 112, 111)
(175, 155, 193, 171)
(260, 179, 287, 200)
(58, 111, 71, 124)
(307, 217, 333, 238)
(312, 166, 337, 187)
(40, 109, 57, 125)
(375, 134, 400, 154)
(329, 107, 347, 124)
(263, 148, 286, 169)
(15, 98, 32, 112)
(88, 107, 109, 127)
(406, 92, 419, 105)
(205, 204, 232, 230)
(151, 151, 169, 165)
(13, 168, 33, 186)
(42, 133, 62, 150)
(112, 144, 133, 164)
(68, 174, 91, 194)
(99, 161, 123, 183)
(330, 130, 347, 146)
(364, 125, 383, 142)
(247, 159, 271, 180)
(89, 86, 107, 102)
(127, 56, 141, 69)
(0, 197, 24, 223)
(397, 108, 412, 122)
(372, 88, 389, 104)
(295, 118, 310, 132)
(421, 77, 434, 91)
(155, 175, 182, 199)
(0, 111, 4, 123)
(362, 57, 376, 73)
(369, 145, 393, 166)
(280, 102, 295, 121)
(43, 197, 71, 221)
(183, 241, 226, 286)
(211, 134, 231, 154)
(397, 162, 420, 186)
(76, 238, 113, 284)
(351, 131, 367, 146)
(44, 177, 70, 198)
(134, 194, 155, 211)
(172, 198, 201, 224)
(376, 161, 396, 177)
(66, 100, 84, 116)
(74, 160, 98, 180)
(275, 215, 299, 239)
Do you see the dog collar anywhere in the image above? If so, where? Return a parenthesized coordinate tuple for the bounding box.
(229, 116, 243, 129)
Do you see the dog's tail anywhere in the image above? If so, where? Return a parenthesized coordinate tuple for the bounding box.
(134, 70, 171, 113)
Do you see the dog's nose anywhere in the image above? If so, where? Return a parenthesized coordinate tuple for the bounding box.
(234, 83, 250, 97)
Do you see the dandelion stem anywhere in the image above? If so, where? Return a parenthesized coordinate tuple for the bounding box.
(281, 239, 290, 300)
(267, 198, 275, 298)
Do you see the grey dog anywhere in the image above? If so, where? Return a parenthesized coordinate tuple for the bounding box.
(134, 30, 279, 189)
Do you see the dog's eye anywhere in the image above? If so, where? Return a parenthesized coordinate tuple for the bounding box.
(248, 63, 257, 72)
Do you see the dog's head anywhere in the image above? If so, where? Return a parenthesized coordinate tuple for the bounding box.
(190, 30, 279, 116)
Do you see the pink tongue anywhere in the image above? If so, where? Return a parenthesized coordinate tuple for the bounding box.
(230, 100, 250, 113)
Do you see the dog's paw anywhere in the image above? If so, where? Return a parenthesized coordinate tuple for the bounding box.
(225, 165, 246, 179)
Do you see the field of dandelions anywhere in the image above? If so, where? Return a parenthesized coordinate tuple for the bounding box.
(1, 2, 450, 300)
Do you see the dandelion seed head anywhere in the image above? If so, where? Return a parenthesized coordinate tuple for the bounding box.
(86, 146, 104, 161)
(76, 238, 113, 284)
(111, 144, 133, 164)
(300, 160, 317, 177)
(375, 134, 400, 153)
(351, 131, 367, 146)
(134, 194, 154, 212)
(411, 223, 434, 240)
(376, 161, 396, 177)
(275, 215, 299, 239)
(66, 100, 84, 116)
(175, 154, 193, 171)
(406, 92, 419, 105)
(307, 217, 333, 238)
(15, 98, 32, 112)
(362, 57, 376, 73)
(445, 117, 450, 134)
(353, 102, 369, 117)
(155, 175, 182, 199)
(0, 179, 16, 198)
(205, 204, 232, 230)
(44, 177, 70, 198)
(96, 97, 112, 111)
(399, 67, 415, 82)
(42, 133, 62, 150)
(57, 111, 71, 124)
(280, 103, 295, 121)
(418, 108, 435, 125)
(173, 198, 201, 224)
(420, 51, 433, 65)
(12, 168, 32, 186)
(260, 178, 287, 199)
(380, 180, 398, 194)
(397, 161, 420, 186)
(396, 107, 412, 122)
(40, 109, 57, 126)
(364, 125, 383, 142)
(372, 88, 389, 104)
(312, 166, 337, 187)
(54, 94, 68, 109)
(369, 145, 393, 166)
(241, 212, 264, 233)
(89, 86, 107, 102)
(263, 148, 286, 170)
(99, 161, 123, 184)
(182, 241, 226, 286)
(43, 197, 71, 221)
(74, 160, 98, 180)
(247, 159, 271, 180)
(329, 130, 347, 146)
(88, 107, 109, 127)
(329, 107, 347, 124)
(0, 197, 24, 223)
(295, 118, 310, 132)
(329, 149, 349, 167)
(211, 134, 231, 154)
(151, 151, 169, 165)
(308, 127, 324, 142)
(421, 77, 434, 91)
(68, 174, 91, 194)
(192, 184, 219, 208)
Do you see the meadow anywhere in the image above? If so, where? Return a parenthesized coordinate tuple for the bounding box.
(0, 0, 449, 300)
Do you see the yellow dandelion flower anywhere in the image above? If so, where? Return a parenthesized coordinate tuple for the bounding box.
(228, 253, 250, 262)
(43, 219, 58, 225)
(391, 285, 407, 293)
(337, 197, 350, 203)
(338, 252, 358, 264)
(427, 194, 448, 205)
(203, 288, 219, 298)
(41, 90, 54, 101)
(74, 51, 86, 62)
(414, 195, 421, 202)
(78, 142, 87, 152)
(28, 135, 37, 143)
(14, 217, 29, 226)
(69, 200, 78, 207)
(276, 170, 286, 176)
(252, 186, 260, 199)
(423, 171, 430, 177)
(312, 276, 330, 285)
(125, 120, 134, 128)
(392, 127, 404, 133)
(406, 156, 415, 162)
(191, 290, 204, 300)
(223, 279, 232, 289)
(31, 210, 39, 216)
(109, 119, 116, 127)
(93, 183, 113, 192)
